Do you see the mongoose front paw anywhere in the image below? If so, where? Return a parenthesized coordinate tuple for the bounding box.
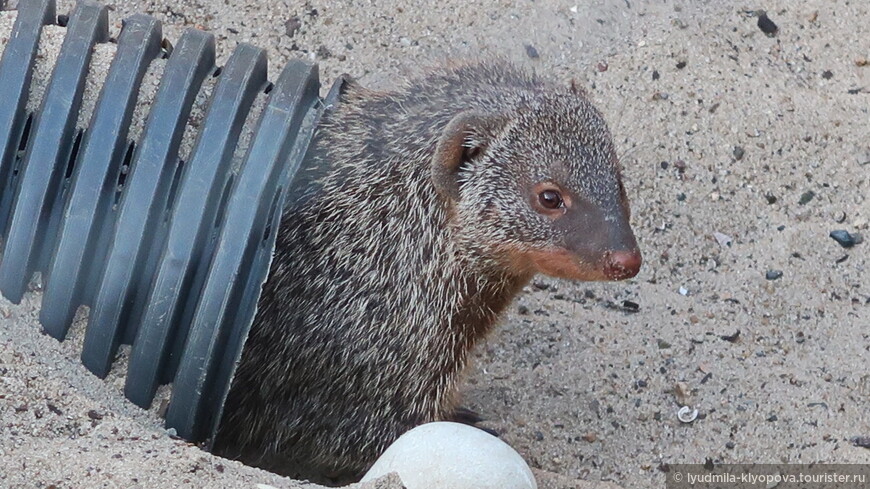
(449, 406, 500, 437)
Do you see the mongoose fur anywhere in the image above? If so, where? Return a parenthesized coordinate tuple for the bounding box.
(214, 60, 642, 482)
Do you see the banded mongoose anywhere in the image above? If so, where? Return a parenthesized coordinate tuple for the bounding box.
(214, 60, 642, 482)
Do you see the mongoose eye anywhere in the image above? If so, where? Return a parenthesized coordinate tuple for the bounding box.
(538, 190, 564, 209)
(538, 190, 565, 209)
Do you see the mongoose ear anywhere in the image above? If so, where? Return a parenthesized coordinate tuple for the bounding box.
(431, 112, 500, 202)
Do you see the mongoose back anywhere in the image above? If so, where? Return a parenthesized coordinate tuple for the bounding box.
(214, 60, 642, 482)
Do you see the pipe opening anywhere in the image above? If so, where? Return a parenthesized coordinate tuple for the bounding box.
(114, 141, 135, 199)
(63, 129, 84, 180)
(261, 186, 282, 243)
(162, 159, 185, 221)
(212, 175, 234, 230)
(16, 112, 34, 156)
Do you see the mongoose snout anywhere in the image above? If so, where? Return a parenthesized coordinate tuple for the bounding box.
(215, 61, 642, 484)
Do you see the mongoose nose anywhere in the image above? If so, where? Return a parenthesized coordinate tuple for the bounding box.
(603, 250, 642, 280)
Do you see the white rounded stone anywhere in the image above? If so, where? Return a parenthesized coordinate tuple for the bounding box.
(360, 421, 537, 489)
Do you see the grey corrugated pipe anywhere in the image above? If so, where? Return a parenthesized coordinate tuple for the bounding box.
(0, 0, 343, 444)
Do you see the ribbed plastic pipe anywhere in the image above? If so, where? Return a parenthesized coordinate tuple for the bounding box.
(0, 0, 342, 443)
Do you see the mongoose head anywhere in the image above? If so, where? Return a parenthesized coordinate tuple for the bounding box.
(432, 89, 641, 282)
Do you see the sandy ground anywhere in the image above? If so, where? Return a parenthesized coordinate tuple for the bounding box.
(1, 0, 869, 488)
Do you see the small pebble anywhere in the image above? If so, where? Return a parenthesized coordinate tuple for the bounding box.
(532, 281, 549, 291)
(284, 17, 302, 37)
(798, 190, 815, 205)
(732, 146, 745, 160)
(765, 270, 783, 280)
(830, 230, 858, 248)
(652, 70, 660, 80)
(524, 44, 539, 59)
(850, 436, 870, 449)
(713, 232, 732, 247)
(725, 441, 736, 449)
(621, 300, 640, 312)
(678, 286, 688, 296)
(720, 330, 740, 343)
(822, 70, 834, 80)
(673, 382, 692, 405)
(596, 62, 608, 72)
(757, 12, 778, 36)
(657, 339, 672, 349)
(316, 45, 332, 59)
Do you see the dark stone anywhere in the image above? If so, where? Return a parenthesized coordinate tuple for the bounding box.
(830, 229, 862, 248)
(285, 16, 302, 37)
(851, 436, 870, 449)
(316, 45, 332, 59)
(524, 44, 540, 59)
(757, 12, 778, 36)
(720, 330, 741, 343)
(733, 146, 745, 160)
(765, 270, 783, 280)
(830, 230, 857, 248)
(798, 190, 815, 205)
